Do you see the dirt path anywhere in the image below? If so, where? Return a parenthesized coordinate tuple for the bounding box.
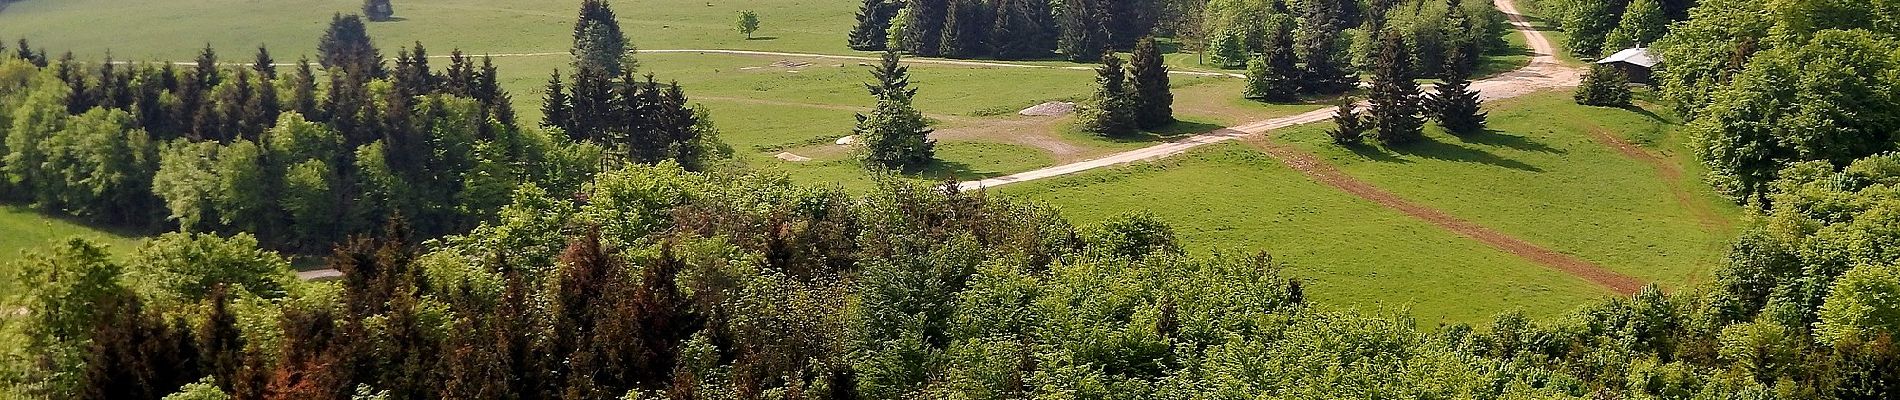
(1585, 126, 1730, 230)
(957, 0, 1581, 191)
(1246, 139, 1645, 295)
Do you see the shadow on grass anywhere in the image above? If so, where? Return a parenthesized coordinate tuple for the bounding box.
(1622, 104, 1672, 124)
(745, 36, 779, 41)
(1459, 129, 1565, 154)
(1381, 137, 1546, 172)
(2, 204, 156, 240)
(918, 159, 1006, 180)
(1346, 143, 1413, 164)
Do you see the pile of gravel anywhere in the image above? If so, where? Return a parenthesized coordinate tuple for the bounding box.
(1018, 101, 1077, 117)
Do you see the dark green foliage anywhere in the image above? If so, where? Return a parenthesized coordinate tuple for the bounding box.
(316, 13, 384, 78)
(1604, 0, 1666, 51)
(849, 0, 901, 50)
(541, 70, 572, 132)
(1100, 0, 1157, 49)
(1296, 0, 1355, 95)
(901, 0, 951, 57)
(1427, 52, 1486, 135)
(1574, 64, 1631, 107)
(1056, 0, 1107, 62)
(363, 0, 394, 22)
(1367, 31, 1423, 145)
(988, 0, 1056, 60)
(1563, 0, 1627, 58)
(1326, 100, 1369, 145)
(856, 51, 935, 171)
(1128, 36, 1173, 129)
(571, 0, 635, 76)
(1247, 27, 1300, 102)
(251, 46, 276, 80)
(1081, 53, 1137, 136)
(938, 0, 988, 58)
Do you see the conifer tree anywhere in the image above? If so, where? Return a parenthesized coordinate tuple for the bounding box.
(1057, 0, 1106, 62)
(1128, 36, 1173, 129)
(317, 13, 384, 78)
(1296, 0, 1354, 95)
(1326, 100, 1369, 145)
(1082, 53, 1137, 136)
(849, 0, 901, 51)
(252, 46, 277, 79)
(990, 0, 1053, 60)
(1427, 51, 1486, 135)
(289, 57, 320, 119)
(1367, 31, 1423, 145)
(939, 0, 986, 58)
(900, 0, 950, 57)
(856, 50, 935, 171)
(1575, 64, 1632, 107)
(866, 50, 915, 98)
(1244, 55, 1287, 102)
(572, 0, 636, 75)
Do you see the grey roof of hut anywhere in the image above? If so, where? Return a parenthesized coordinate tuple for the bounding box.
(1597, 48, 1659, 68)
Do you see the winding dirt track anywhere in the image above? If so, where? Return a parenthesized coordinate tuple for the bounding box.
(960, 0, 1647, 295)
(957, 0, 1578, 191)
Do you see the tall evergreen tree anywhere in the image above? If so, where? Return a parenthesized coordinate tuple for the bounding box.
(900, 0, 951, 57)
(1248, 28, 1300, 102)
(317, 13, 384, 78)
(849, 0, 901, 51)
(1082, 53, 1137, 136)
(855, 51, 935, 171)
(1326, 100, 1369, 145)
(289, 57, 320, 119)
(1101, 0, 1156, 49)
(1366, 31, 1423, 145)
(1056, 0, 1107, 62)
(252, 46, 277, 79)
(1427, 51, 1486, 135)
(572, 0, 636, 76)
(1296, 0, 1354, 95)
(939, 0, 988, 58)
(990, 0, 1054, 60)
(866, 50, 915, 98)
(1128, 36, 1173, 129)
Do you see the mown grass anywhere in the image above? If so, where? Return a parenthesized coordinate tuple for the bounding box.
(996, 143, 1613, 323)
(1273, 92, 1738, 286)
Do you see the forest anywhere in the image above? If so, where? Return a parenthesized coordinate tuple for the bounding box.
(1, 0, 1899, 399)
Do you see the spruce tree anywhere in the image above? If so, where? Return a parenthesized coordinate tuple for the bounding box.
(848, 0, 900, 51)
(572, 0, 635, 75)
(1247, 28, 1300, 102)
(1326, 100, 1369, 145)
(252, 46, 277, 79)
(1295, 0, 1354, 95)
(939, 0, 986, 59)
(866, 50, 915, 98)
(990, 0, 1053, 60)
(1245, 55, 1287, 102)
(543, 70, 573, 132)
(1056, 0, 1106, 62)
(290, 57, 320, 119)
(901, 0, 950, 57)
(1082, 53, 1137, 136)
(1575, 64, 1632, 107)
(317, 13, 384, 78)
(1128, 36, 1173, 129)
(1367, 31, 1423, 145)
(856, 51, 935, 171)
(1428, 50, 1486, 135)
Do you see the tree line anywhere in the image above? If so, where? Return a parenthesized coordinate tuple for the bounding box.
(6, 158, 1896, 399)
(849, 0, 1159, 61)
(0, 4, 728, 253)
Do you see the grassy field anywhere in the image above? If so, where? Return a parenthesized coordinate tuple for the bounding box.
(1273, 92, 1737, 285)
(994, 143, 1613, 323)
